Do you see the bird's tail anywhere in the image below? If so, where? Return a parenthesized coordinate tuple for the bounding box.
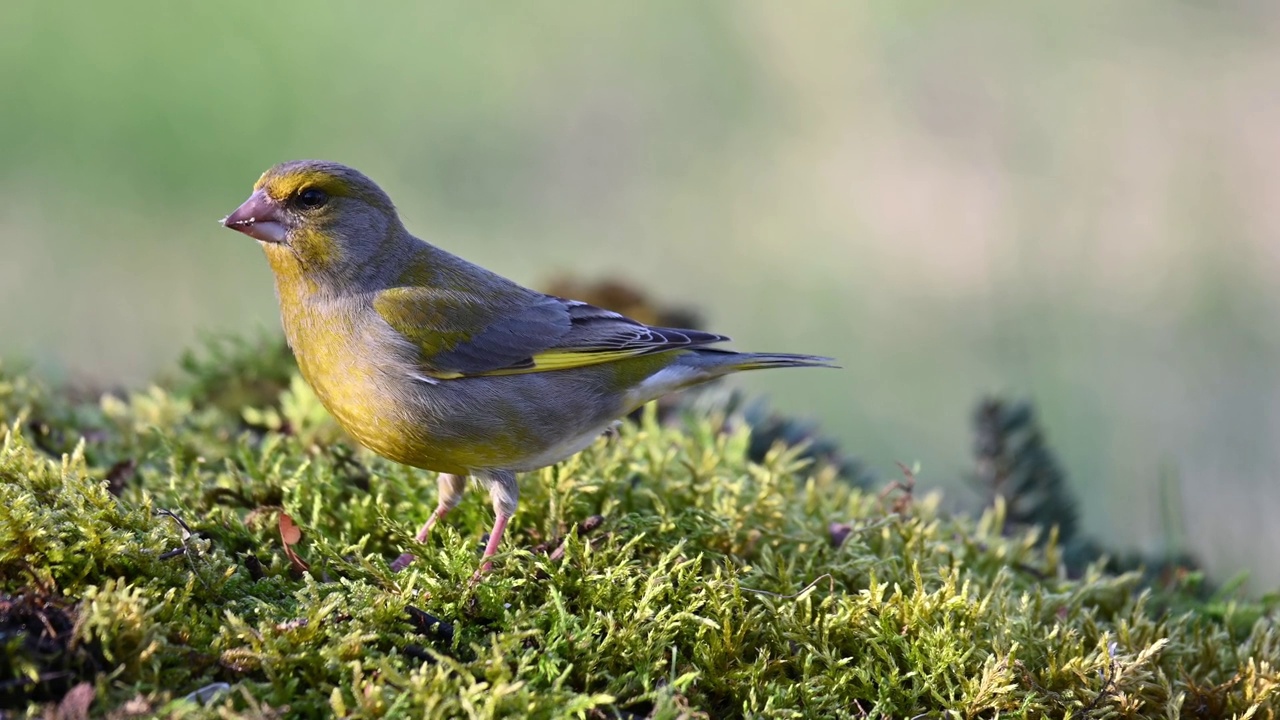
(712, 351, 839, 372)
(683, 348, 839, 375)
(629, 349, 837, 405)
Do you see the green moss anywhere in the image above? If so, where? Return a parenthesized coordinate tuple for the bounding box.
(1, 348, 1278, 718)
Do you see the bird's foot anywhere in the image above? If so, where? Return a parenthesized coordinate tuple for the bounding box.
(468, 561, 493, 587)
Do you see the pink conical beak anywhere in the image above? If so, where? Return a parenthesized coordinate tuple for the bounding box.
(221, 189, 287, 244)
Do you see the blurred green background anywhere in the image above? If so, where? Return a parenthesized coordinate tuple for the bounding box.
(4, 2, 1278, 586)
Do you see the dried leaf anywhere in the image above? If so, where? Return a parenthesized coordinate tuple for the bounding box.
(55, 682, 94, 720)
(279, 512, 302, 545)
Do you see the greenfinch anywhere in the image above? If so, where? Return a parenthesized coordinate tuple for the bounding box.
(221, 160, 835, 573)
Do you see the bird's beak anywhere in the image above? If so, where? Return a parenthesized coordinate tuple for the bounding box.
(221, 189, 287, 244)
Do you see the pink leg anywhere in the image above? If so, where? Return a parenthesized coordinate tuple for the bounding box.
(477, 513, 511, 574)
(391, 473, 467, 572)
(390, 507, 448, 571)
(415, 506, 448, 542)
(471, 470, 519, 581)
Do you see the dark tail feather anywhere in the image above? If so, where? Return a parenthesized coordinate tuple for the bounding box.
(690, 349, 840, 372)
(728, 352, 840, 371)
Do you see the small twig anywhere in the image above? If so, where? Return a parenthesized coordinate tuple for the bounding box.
(154, 509, 199, 562)
(154, 509, 193, 540)
(877, 463, 917, 516)
(1072, 656, 1118, 719)
(153, 508, 214, 588)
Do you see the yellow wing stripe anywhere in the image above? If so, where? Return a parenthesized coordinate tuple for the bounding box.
(528, 349, 644, 371)
(417, 347, 662, 379)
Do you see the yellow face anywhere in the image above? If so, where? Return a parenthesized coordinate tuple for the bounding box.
(223, 160, 400, 283)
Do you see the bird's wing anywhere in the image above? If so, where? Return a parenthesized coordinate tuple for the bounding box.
(373, 287, 729, 379)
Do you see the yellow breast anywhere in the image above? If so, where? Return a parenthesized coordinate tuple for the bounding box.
(271, 272, 495, 474)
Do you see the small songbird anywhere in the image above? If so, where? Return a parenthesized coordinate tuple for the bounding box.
(222, 160, 835, 574)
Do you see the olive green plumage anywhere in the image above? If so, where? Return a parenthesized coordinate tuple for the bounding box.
(222, 159, 835, 572)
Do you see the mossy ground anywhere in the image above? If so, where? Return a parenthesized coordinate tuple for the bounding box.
(2, 339, 1278, 718)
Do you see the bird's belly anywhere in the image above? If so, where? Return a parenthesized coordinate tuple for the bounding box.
(300, 358, 623, 475)
(503, 422, 617, 472)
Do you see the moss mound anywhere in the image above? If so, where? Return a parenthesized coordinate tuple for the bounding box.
(1, 341, 1278, 718)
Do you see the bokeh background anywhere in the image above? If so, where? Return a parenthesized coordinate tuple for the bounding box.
(4, 2, 1279, 587)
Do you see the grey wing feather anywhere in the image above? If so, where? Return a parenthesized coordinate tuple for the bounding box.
(424, 296, 729, 376)
(429, 293, 573, 372)
(551, 299, 729, 353)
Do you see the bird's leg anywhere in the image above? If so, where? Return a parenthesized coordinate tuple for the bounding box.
(420, 472, 468, 540)
(474, 469, 519, 578)
(391, 473, 467, 571)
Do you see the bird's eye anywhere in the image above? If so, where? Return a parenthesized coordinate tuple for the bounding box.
(295, 187, 329, 209)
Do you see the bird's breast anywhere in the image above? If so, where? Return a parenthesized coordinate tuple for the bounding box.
(274, 296, 435, 463)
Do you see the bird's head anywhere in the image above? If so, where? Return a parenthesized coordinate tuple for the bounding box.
(222, 160, 405, 286)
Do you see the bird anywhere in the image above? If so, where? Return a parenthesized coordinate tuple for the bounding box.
(221, 160, 836, 575)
